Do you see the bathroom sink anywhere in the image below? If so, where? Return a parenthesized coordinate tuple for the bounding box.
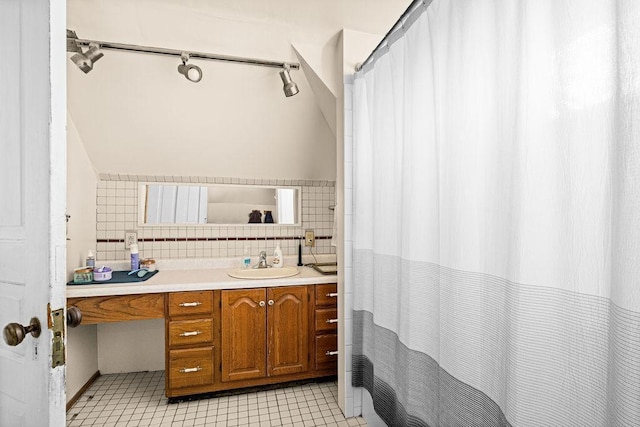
(228, 267, 300, 280)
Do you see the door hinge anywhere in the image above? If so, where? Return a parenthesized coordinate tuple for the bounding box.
(50, 307, 66, 368)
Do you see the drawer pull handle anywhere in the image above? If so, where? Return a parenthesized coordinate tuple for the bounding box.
(325, 350, 338, 356)
(179, 330, 202, 337)
(179, 366, 202, 373)
(179, 302, 202, 307)
(326, 292, 338, 298)
(325, 319, 339, 324)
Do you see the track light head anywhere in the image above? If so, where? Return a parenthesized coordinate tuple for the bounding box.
(70, 42, 103, 74)
(177, 53, 202, 83)
(279, 65, 299, 97)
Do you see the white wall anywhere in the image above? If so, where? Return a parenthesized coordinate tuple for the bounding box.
(66, 114, 99, 278)
(97, 320, 165, 374)
(66, 326, 98, 404)
(66, 113, 99, 402)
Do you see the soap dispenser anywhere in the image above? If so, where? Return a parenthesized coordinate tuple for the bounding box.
(85, 250, 95, 268)
(242, 246, 251, 269)
(272, 242, 283, 268)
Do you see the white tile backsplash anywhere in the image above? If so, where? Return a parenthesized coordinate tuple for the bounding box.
(94, 175, 335, 262)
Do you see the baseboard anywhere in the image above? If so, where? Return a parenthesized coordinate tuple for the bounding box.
(67, 370, 101, 412)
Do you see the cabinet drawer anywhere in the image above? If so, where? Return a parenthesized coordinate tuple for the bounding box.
(315, 334, 338, 370)
(168, 347, 214, 390)
(67, 294, 164, 324)
(315, 284, 338, 307)
(168, 291, 214, 317)
(168, 319, 213, 347)
(315, 308, 338, 333)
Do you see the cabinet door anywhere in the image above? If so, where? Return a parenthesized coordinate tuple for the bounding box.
(267, 286, 309, 376)
(221, 288, 267, 382)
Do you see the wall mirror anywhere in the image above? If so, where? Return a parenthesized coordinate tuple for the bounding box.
(138, 183, 301, 226)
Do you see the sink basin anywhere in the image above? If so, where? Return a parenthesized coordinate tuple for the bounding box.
(228, 267, 300, 280)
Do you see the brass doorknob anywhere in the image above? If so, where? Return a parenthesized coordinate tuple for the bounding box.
(3, 317, 41, 347)
(66, 307, 82, 328)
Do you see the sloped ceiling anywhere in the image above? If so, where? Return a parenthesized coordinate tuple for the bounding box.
(67, 0, 411, 180)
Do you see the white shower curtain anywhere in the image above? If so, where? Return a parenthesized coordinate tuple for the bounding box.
(351, 0, 640, 426)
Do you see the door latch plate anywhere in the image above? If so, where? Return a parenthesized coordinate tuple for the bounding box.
(50, 308, 65, 368)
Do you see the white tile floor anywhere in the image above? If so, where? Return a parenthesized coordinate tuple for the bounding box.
(66, 371, 367, 427)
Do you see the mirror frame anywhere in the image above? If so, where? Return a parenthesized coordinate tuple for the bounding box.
(137, 182, 302, 227)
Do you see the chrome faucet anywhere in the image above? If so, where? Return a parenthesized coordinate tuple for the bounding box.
(257, 251, 268, 268)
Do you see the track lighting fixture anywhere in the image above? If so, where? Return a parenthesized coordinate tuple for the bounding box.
(177, 53, 203, 83)
(66, 30, 301, 96)
(279, 65, 299, 97)
(70, 42, 104, 74)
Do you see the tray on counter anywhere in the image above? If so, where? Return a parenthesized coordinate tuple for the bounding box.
(309, 262, 338, 275)
(67, 270, 159, 286)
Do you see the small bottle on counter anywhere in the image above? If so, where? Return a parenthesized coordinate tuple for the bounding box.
(272, 242, 283, 268)
(130, 243, 140, 271)
(86, 250, 95, 268)
(242, 247, 251, 269)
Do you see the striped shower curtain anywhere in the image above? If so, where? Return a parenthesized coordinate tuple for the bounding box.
(351, 1, 640, 426)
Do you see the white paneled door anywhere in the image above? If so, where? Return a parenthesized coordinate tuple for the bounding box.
(0, 1, 66, 425)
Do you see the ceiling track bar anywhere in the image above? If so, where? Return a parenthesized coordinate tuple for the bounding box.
(71, 37, 300, 70)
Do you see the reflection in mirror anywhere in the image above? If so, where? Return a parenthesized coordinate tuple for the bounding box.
(139, 183, 300, 226)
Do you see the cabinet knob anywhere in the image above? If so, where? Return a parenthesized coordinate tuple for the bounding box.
(268, 299, 274, 306)
(259, 300, 266, 307)
(66, 307, 83, 328)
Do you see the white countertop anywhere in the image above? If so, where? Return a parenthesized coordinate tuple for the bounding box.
(67, 256, 337, 298)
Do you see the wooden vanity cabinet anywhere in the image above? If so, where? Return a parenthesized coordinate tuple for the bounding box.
(165, 290, 218, 397)
(71, 282, 337, 399)
(220, 286, 309, 384)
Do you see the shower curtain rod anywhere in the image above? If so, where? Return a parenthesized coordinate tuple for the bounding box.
(68, 34, 300, 70)
(355, 0, 428, 72)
